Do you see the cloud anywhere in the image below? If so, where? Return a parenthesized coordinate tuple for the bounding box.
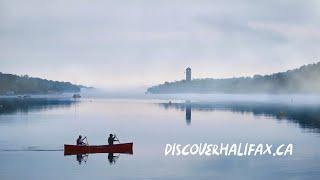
(248, 22, 320, 40)
(0, 0, 319, 88)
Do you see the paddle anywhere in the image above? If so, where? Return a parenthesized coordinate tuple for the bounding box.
(83, 154, 89, 164)
(83, 136, 89, 145)
(113, 134, 120, 144)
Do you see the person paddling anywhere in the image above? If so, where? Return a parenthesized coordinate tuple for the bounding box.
(76, 135, 87, 145)
(108, 134, 119, 145)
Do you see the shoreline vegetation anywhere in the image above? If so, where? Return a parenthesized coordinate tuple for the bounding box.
(147, 62, 320, 94)
(0, 72, 88, 96)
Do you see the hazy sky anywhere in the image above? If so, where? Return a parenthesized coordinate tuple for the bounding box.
(1, 0, 320, 89)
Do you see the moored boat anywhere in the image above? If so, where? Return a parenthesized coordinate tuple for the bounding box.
(72, 94, 81, 98)
(64, 143, 133, 155)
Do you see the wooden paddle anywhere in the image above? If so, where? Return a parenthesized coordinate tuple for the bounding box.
(114, 134, 120, 143)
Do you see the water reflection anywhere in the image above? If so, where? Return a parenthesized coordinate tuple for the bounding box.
(160, 101, 320, 133)
(107, 153, 119, 165)
(185, 100, 191, 125)
(0, 98, 77, 115)
(73, 153, 121, 165)
(0, 99, 319, 179)
(76, 154, 88, 165)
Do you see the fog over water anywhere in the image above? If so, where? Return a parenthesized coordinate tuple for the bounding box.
(80, 88, 320, 105)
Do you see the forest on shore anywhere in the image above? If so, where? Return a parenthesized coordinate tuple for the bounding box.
(147, 62, 320, 94)
(0, 72, 82, 95)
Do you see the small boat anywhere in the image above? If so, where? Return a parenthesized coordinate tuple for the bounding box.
(72, 94, 81, 98)
(64, 143, 133, 156)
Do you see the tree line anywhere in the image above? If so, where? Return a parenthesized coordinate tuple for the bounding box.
(147, 62, 320, 94)
(0, 73, 80, 95)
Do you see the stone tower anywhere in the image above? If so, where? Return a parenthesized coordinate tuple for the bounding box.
(186, 67, 191, 81)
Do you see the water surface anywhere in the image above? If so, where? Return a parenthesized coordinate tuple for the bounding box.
(0, 97, 320, 179)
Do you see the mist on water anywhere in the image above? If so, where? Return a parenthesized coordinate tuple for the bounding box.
(79, 87, 320, 105)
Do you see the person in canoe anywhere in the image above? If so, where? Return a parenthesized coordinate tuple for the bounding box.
(108, 134, 119, 145)
(76, 135, 87, 145)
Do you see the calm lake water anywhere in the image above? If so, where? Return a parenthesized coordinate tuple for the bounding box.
(0, 96, 320, 179)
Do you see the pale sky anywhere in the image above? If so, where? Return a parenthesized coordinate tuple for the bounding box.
(1, 0, 320, 89)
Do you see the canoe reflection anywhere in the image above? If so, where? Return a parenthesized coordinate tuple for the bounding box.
(65, 143, 133, 165)
(74, 153, 123, 165)
(107, 153, 119, 165)
(76, 154, 88, 165)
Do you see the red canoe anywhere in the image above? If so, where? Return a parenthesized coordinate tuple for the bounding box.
(64, 143, 133, 155)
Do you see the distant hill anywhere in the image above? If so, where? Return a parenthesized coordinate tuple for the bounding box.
(0, 72, 82, 95)
(147, 62, 320, 94)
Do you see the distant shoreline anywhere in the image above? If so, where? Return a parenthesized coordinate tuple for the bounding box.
(147, 62, 320, 94)
(0, 72, 88, 95)
(0, 93, 79, 100)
